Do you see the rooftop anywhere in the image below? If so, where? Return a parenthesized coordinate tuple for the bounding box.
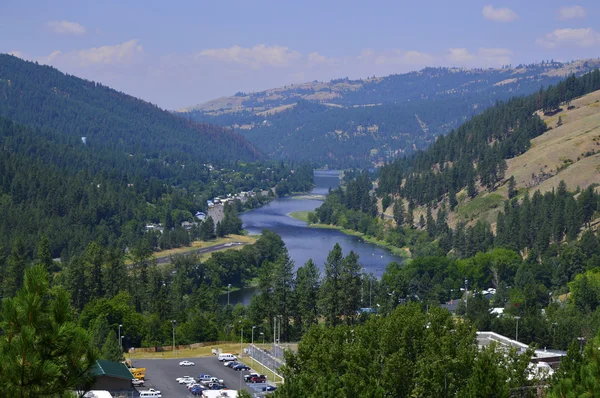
(91, 360, 134, 380)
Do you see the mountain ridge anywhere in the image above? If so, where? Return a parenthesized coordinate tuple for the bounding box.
(181, 59, 600, 167)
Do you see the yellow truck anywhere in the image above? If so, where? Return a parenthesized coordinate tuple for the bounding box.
(124, 360, 146, 380)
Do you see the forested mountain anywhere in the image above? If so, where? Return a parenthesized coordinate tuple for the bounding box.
(0, 54, 318, 260)
(0, 54, 260, 164)
(182, 59, 600, 167)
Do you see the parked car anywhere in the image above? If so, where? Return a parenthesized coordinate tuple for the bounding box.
(139, 389, 162, 398)
(176, 376, 193, 382)
(263, 385, 277, 392)
(190, 386, 205, 396)
(244, 373, 259, 382)
(179, 360, 195, 366)
(233, 363, 250, 371)
(178, 377, 196, 384)
(200, 376, 224, 385)
(131, 378, 145, 386)
(218, 353, 237, 362)
(249, 375, 267, 383)
(224, 361, 238, 367)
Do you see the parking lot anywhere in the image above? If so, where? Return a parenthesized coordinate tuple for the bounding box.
(133, 356, 273, 397)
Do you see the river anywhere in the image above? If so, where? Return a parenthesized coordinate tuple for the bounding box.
(223, 170, 401, 306)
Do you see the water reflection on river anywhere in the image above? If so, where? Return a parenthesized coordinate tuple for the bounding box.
(222, 170, 401, 306)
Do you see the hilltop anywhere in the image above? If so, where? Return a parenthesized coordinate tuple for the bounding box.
(0, 54, 261, 164)
(180, 59, 600, 167)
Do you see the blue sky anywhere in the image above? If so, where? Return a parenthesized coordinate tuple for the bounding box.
(1, 0, 599, 109)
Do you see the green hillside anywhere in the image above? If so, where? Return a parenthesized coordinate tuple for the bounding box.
(0, 54, 261, 164)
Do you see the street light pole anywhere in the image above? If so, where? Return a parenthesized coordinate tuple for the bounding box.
(227, 284, 231, 306)
(260, 332, 265, 346)
(240, 324, 243, 358)
(251, 326, 256, 367)
(118, 324, 123, 350)
(465, 279, 468, 315)
(171, 320, 177, 358)
(515, 316, 521, 342)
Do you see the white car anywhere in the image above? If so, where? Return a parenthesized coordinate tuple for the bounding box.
(223, 360, 235, 367)
(178, 377, 196, 385)
(176, 376, 192, 382)
(179, 360, 195, 366)
(131, 378, 145, 386)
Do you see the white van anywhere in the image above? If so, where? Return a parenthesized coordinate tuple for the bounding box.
(217, 353, 237, 362)
(139, 390, 162, 397)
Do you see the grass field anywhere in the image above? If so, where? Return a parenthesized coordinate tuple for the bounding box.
(455, 193, 504, 222)
(138, 234, 257, 262)
(507, 89, 600, 194)
(288, 210, 311, 222)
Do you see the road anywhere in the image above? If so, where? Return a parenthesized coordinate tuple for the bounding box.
(154, 242, 246, 265)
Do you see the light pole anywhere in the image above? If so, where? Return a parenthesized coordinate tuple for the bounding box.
(171, 320, 177, 358)
(240, 321, 244, 358)
(118, 324, 123, 350)
(514, 316, 521, 342)
(260, 331, 265, 346)
(227, 284, 232, 306)
(465, 279, 468, 315)
(121, 335, 125, 354)
(251, 326, 256, 367)
(278, 315, 282, 344)
(129, 347, 134, 365)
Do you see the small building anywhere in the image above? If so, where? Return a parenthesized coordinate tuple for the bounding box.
(195, 211, 207, 221)
(90, 359, 134, 392)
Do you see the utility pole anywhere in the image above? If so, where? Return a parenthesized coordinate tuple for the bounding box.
(171, 320, 177, 358)
(240, 324, 243, 359)
(118, 324, 123, 350)
(273, 317, 276, 346)
(465, 279, 468, 315)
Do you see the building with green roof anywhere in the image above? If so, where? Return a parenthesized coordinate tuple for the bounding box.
(90, 359, 134, 393)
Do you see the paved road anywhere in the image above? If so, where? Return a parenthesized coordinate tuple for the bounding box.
(134, 356, 260, 397)
(155, 242, 246, 265)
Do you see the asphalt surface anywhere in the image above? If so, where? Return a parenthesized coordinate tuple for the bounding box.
(134, 356, 264, 397)
(155, 242, 245, 265)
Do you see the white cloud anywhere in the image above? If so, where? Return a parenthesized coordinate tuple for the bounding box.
(46, 20, 87, 36)
(447, 48, 475, 64)
(446, 48, 512, 66)
(482, 5, 519, 22)
(558, 5, 586, 20)
(8, 50, 25, 59)
(356, 48, 435, 66)
(536, 28, 600, 49)
(39, 40, 143, 67)
(196, 44, 301, 69)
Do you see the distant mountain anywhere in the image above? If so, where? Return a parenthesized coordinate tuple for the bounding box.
(0, 54, 261, 164)
(181, 59, 600, 167)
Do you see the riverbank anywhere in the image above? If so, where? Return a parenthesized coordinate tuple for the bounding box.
(287, 210, 410, 259)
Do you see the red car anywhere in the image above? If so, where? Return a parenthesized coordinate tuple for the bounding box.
(250, 375, 267, 383)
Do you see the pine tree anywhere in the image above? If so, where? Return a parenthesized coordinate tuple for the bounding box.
(340, 251, 362, 324)
(320, 243, 343, 327)
(426, 207, 436, 237)
(101, 330, 123, 362)
(507, 176, 517, 199)
(36, 235, 54, 273)
(4, 237, 27, 298)
(295, 259, 320, 335)
(0, 265, 97, 395)
(216, 221, 225, 238)
(393, 198, 404, 226)
(91, 315, 110, 350)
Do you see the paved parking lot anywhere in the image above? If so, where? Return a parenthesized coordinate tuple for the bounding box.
(133, 356, 270, 397)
